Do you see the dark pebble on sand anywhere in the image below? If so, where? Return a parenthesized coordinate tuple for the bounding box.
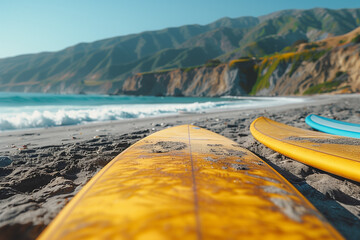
(0, 156, 12, 167)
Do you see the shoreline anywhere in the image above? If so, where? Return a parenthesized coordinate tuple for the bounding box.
(0, 94, 319, 152)
(0, 95, 306, 135)
(0, 93, 359, 239)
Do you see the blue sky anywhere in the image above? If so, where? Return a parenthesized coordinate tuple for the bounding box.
(1, 0, 360, 58)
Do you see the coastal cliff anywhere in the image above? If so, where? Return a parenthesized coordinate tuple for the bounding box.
(121, 60, 256, 97)
(252, 27, 360, 96)
(256, 45, 360, 96)
(27, 36, 360, 97)
(119, 36, 360, 97)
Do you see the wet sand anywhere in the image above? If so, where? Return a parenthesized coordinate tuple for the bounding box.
(0, 94, 359, 239)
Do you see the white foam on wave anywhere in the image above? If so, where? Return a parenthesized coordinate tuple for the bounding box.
(0, 97, 303, 131)
(0, 101, 224, 131)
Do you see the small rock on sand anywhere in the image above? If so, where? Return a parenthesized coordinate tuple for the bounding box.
(0, 156, 12, 167)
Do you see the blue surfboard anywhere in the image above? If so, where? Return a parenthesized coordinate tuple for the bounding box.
(305, 114, 360, 138)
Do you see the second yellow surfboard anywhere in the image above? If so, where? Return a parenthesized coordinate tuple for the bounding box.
(251, 117, 360, 182)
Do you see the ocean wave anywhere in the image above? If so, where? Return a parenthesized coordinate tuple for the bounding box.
(0, 102, 229, 131)
(0, 95, 303, 131)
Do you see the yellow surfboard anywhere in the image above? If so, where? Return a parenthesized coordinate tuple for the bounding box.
(250, 117, 360, 183)
(38, 125, 342, 239)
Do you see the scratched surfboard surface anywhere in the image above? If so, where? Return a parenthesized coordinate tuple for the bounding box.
(38, 125, 342, 239)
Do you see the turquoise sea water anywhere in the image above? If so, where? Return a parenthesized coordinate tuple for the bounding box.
(0, 92, 302, 131)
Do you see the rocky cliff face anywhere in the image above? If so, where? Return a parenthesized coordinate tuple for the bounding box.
(121, 41, 360, 97)
(270, 44, 360, 95)
(252, 29, 360, 96)
(121, 60, 257, 97)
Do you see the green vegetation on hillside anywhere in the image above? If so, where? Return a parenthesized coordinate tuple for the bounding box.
(205, 59, 222, 67)
(303, 81, 343, 95)
(250, 57, 281, 94)
(351, 34, 360, 43)
(249, 49, 328, 95)
(139, 58, 223, 75)
(182, 65, 202, 72)
(228, 58, 251, 68)
(288, 49, 328, 76)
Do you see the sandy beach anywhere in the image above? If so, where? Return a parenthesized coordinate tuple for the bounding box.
(0, 94, 359, 240)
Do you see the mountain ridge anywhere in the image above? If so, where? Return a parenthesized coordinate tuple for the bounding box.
(121, 26, 360, 97)
(0, 8, 360, 95)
